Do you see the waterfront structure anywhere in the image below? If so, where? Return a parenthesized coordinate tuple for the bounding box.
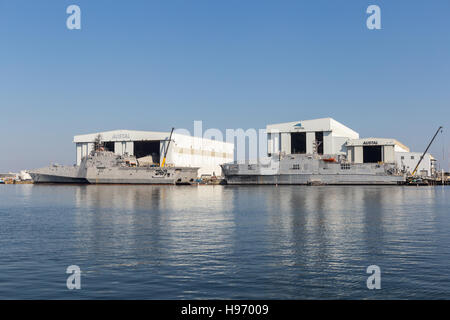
(221, 117, 439, 184)
(396, 152, 436, 177)
(266, 118, 360, 156)
(74, 130, 234, 176)
(345, 138, 410, 164)
(265, 117, 436, 173)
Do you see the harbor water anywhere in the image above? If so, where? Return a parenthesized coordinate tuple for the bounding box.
(0, 184, 449, 299)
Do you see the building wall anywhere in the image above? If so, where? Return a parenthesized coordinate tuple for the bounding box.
(281, 133, 291, 154)
(349, 145, 397, 164)
(396, 152, 434, 176)
(346, 138, 410, 164)
(347, 146, 354, 163)
(74, 130, 234, 176)
(114, 141, 133, 155)
(394, 144, 409, 153)
(332, 136, 350, 154)
(354, 146, 363, 163)
(168, 133, 234, 176)
(383, 145, 395, 163)
(323, 131, 334, 154)
(76, 142, 95, 165)
(267, 132, 281, 155)
(306, 132, 315, 154)
(266, 118, 360, 156)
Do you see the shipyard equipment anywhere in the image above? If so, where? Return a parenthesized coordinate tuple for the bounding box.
(161, 127, 174, 168)
(411, 126, 443, 176)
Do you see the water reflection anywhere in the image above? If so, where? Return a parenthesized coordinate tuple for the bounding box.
(72, 186, 236, 284)
(1, 184, 447, 299)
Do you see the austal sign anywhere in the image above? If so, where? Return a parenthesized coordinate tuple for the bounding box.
(111, 133, 131, 140)
(293, 123, 304, 130)
(363, 141, 379, 145)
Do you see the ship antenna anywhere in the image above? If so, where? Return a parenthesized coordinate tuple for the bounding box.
(94, 134, 104, 152)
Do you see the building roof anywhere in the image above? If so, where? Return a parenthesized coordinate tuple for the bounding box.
(73, 129, 234, 149)
(346, 137, 410, 152)
(74, 129, 171, 143)
(266, 117, 359, 138)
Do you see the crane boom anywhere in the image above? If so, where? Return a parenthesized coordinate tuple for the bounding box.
(411, 126, 443, 176)
(161, 127, 175, 168)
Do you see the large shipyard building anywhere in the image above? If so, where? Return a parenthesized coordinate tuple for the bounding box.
(346, 138, 409, 164)
(266, 118, 360, 156)
(74, 130, 234, 176)
(265, 117, 435, 175)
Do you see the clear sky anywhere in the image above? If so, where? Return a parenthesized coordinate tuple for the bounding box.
(1, 0, 449, 172)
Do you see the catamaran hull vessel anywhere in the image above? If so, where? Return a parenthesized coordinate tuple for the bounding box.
(221, 154, 406, 185)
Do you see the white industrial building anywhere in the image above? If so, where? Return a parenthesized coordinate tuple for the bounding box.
(71, 119, 437, 178)
(346, 138, 410, 164)
(73, 129, 234, 176)
(266, 118, 360, 156)
(395, 152, 436, 177)
(265, 117, 436, 176)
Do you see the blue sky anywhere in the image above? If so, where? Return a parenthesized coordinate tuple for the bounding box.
(1, 0, 449, 171)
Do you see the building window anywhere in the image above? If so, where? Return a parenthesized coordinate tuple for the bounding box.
(292, 164, 300, 170)
(401, 156, 404, 160)
(411, 156, 415, 160)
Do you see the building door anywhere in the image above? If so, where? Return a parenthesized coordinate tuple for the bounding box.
(103, 142, 115, 152)
(363, 146, 382, 163)
(134, 141, 161, 164)
(291, 132, 306, 154)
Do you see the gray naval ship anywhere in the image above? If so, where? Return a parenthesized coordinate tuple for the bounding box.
(29, 150, 199, 185)
(221, 153, 405, 185)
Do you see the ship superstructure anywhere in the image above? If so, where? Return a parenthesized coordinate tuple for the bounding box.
(29, 151, 198, 185)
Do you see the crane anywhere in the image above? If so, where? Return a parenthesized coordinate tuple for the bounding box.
(411, 126, 443, 176)
(160, 127, 175, 168)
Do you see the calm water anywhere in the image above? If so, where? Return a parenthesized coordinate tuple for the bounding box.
(0, 184, 449, 299)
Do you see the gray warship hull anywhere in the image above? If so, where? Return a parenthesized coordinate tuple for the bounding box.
(223, 173, 404, 185)
(29, 166, 88, 184)
(85, 167, 198, 185)
(222, 154, 405, 185)
(30, 151, 199, 185)
(29, 173, 88, 184)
